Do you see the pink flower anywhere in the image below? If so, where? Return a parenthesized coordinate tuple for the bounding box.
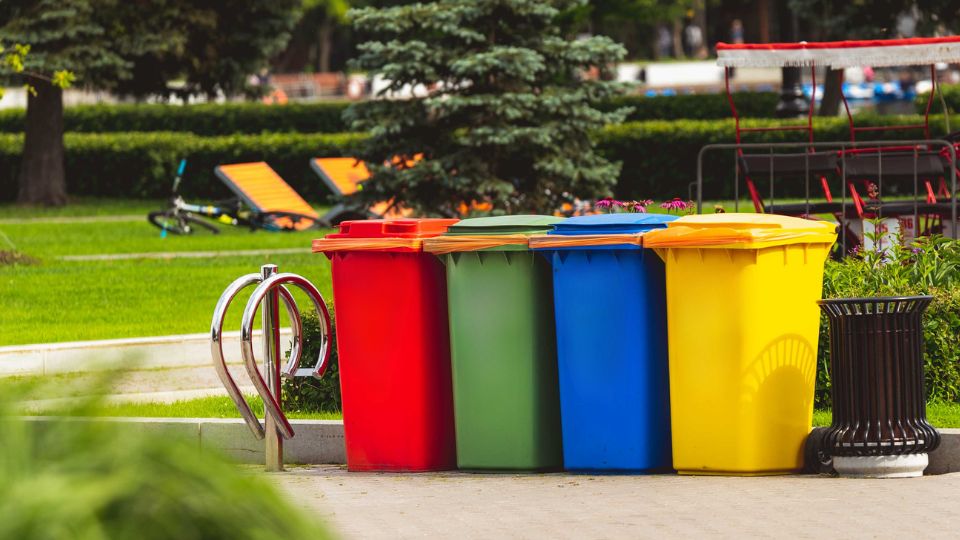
(660, 198, 695, 214)
(594, 197, 614, 210)
(632, 199, 653, 213)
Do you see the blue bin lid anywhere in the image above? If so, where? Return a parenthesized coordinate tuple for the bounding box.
(550, 213, 678, 236)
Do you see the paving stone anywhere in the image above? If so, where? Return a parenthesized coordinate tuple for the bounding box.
(274, 467, 960, 539)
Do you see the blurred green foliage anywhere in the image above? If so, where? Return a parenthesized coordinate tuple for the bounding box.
(0, 379, 330, 540)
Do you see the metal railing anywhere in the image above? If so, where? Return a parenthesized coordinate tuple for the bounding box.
(211, 264, 332, 471)
(696, 140, 959, 254)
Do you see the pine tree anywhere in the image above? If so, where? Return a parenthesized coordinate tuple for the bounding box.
(346, 0, 629, 216)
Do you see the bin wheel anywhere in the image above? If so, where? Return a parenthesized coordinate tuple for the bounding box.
(803, 426, 835, 475)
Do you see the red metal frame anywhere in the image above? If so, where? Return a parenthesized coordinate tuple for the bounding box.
(725, 65, 820, 214)
(840, 64, 937, 142)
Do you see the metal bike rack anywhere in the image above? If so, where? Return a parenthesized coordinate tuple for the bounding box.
(210, 264, 332, 471)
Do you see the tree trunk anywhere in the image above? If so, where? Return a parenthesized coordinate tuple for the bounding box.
(17, 79, 67, 206)
(672, 20, 684, 58)
(819, 68, 844, 117)
(318, 18, 333, 73)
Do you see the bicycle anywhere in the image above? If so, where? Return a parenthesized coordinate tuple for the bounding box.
(147, 159, 322, 235)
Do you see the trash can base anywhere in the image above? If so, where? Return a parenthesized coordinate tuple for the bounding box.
(833, 454, 928, 478)
(347, 464, 457, 473)
(676, 468, 798, 477)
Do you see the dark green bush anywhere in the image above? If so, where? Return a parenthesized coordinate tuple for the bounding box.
(817, 235, 960, 407)
(0, 93, 778, 137)
(0, 114, 946, 203)
(0, 102, 351, 135)
(916, 84, 960, 120)
(603, 91, 779, 122)
(0, 131, 364, 203)
(282, 311, 340, 413)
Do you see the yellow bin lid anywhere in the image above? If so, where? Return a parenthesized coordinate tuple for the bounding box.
(642, 213, 837, 250)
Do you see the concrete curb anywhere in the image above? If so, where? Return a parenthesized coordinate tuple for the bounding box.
(23, 417, 346, 465)
(18, 418, 960, 474)
(0, 329, 293, 377)
(928, 428, 960, 475)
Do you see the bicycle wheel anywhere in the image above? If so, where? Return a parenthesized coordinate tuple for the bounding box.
(148, 211, 220, 235)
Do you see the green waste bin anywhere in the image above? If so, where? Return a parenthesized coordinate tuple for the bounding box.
(424, 215, 563, 470)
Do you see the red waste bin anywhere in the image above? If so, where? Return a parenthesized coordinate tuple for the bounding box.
(313, 219, 459, 471)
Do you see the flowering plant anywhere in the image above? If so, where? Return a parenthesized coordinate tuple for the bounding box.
(660, 198, 696, 214)
(593, 198, 653, 213)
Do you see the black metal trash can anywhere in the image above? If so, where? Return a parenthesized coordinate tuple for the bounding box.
(813, 296, 940, 477)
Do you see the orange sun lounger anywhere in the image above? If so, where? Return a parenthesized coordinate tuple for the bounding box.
(215, 162, 320, 230)
(310, 157, 411, 224)
(311, 156, 496, 224)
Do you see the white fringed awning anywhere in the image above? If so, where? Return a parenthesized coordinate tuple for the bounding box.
(717, 37, 960, 69)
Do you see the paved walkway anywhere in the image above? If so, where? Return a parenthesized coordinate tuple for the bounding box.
(276, 466, 960, 539)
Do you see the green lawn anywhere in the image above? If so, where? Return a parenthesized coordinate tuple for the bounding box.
(0, 253, 332, 345)
(82, 395, 341, 420)
(813, 402, 960, 428)
(0, 197, 165, 219)
(0, 202, 329, 258)
(1, 199, 333, 346)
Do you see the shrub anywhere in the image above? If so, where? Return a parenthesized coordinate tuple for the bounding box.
(602, 91, 779, 122)
(282, 311, 341, 413)
(0, 131, 364, 203)
(0, 114, 947, 204)
(0, 92, 780, 136)
(0, 102, 351, 135)
(817, 234, 960, 407)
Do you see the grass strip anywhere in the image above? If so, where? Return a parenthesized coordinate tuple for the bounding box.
(812, 402, 960, 428)
(69, 394, 342, 420)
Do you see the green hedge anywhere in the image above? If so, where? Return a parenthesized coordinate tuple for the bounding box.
(0, 102, 351, 136)
(917, 84, 960, 117)
(0, 131, 364, 203)
(0, 93, 779, 136)
(602, 91, 779, 122)
(0, 113, 945, 203)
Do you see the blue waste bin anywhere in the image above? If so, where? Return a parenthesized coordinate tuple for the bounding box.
(531, 213, 676, 472)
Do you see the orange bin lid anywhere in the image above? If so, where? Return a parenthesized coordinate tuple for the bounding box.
(313, 218, 460, 253)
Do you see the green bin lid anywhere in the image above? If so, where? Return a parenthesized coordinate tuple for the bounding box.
(445, 215, 562, 236)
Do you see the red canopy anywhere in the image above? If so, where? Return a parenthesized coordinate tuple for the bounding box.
(717, 36, 960, 68)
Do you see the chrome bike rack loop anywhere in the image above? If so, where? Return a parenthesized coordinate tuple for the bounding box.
(210, 264, 332, 471)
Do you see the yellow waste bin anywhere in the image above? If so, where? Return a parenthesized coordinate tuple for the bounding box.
(644, 214, 837, 475)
